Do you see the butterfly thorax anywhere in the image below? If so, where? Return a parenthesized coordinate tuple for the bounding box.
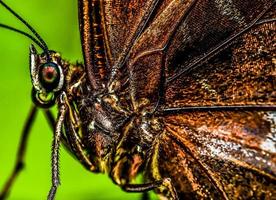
(64, 71, 163, 184)
(80, 94, 164, 183)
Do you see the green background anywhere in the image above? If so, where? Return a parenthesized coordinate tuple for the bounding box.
(0, 1, 157, 199)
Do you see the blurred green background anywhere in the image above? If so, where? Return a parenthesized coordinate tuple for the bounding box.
(0, 1, 157, 199)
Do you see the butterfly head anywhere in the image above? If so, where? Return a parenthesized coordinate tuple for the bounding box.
(30, 44, 65, 108)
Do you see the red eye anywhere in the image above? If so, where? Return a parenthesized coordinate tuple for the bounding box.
(42, 65, 58, 83)
(39, 62, 60, 91)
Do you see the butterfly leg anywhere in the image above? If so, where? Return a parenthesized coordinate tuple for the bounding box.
(47, 97, 67, 200)
(141, 176, 150, 200)
(43, 109, 72, 152)
(122, 178, 178, 200)
(141, 191, 149, 200)
(0, 105, 38, 200)
(43, 100, 96, 200)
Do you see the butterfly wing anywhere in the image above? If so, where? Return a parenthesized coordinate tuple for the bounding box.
(146, 111, 275, 199)
(144, 2, 276, 199)
(77, 0, 276, 199)
(164, 18, 275, 109)
(121, 0, 275, 110)
(78, 0, 274, 105)
(78, 0, 159, 89)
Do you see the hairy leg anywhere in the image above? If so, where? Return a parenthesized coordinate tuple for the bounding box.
(0, 105, 38, 200)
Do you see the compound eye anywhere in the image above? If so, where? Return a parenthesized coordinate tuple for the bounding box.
(39, 62, 60, 91)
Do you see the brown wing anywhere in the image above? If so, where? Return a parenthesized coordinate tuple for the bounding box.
(142, 2, 276, 199)
(78, 0, 274, 108)
(78, 0, 159, 89)
(164, 12, 276, 109)
(146, 111, 276, 199)
(123, 0, 274, 111)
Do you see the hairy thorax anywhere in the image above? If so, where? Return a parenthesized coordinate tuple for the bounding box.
(72, 81, 163, 185)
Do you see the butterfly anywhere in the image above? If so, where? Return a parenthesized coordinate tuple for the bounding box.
(0, 0, 275, 200)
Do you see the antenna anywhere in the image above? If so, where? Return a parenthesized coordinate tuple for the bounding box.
(0, 1, 49, 54)
(0, 23, 45, 49)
